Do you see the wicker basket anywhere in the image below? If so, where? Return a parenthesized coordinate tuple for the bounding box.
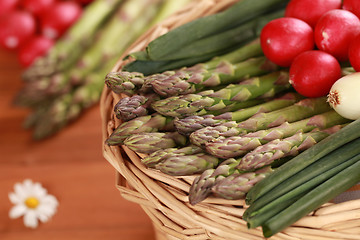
(100, 0, 360, 239)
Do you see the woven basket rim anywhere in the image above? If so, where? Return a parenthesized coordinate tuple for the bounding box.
(100, 1, 360, 239)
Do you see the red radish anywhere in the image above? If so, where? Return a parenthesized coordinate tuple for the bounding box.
(40, 1, 82, 39)
(0, 0, 20, 16)
(343, 0, 360, 19)
(18, 35, 54, 67)
(314, 9, 360, 62)
(285, 0, 341, 28)
(260, 17, 314, 67)
(22, 0, 57, 18)
(348, 34, 360, 72)
(289, 50, 342, 98)
(0, 10, 36, 50)
(75, 0, 94, 5)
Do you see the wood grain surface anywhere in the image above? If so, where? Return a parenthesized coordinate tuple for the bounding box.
(0, 49, 156, 240)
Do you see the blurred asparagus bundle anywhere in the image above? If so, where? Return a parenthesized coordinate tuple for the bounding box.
(15, 0, 193, 139)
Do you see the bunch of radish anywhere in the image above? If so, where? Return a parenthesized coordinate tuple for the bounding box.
(0, 0, 92, 67)
(260, 0, 360, 120)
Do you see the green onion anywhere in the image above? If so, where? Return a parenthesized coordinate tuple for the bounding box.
(262, 155, 360, 237)
(146, 0, 289, 60)
(246, 152, 360, 228)
(243, 136, 360, 220)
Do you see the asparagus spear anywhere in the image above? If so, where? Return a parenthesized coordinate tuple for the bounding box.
(114, 93, 160, 121)
(106, 39, 264, 95)
(205, 111, 350, 159)
(123, 132, 188, 154)
(142, 144, 203, 168)
(189, 96, 332, 147)
(237, 125, 345, 171)
(152, 71, 291, 118)
(189, 158, 243, 205)
(106, 114, 175, 146)
(30, 67, 107, 139)
(174, 92, 303, 136)
(19, 0, 162, 103)
(67, 0, 163, 89)
(155, 126, 328, 177)
(22, 0, 124, 80)
(105, 71, 149, 96)
(211, 166, 273, 200)
(18, 0, 194, 139)
(150, 56, 279, 97)
(156, 152, 220, 176)
(189, 124, 346, 204)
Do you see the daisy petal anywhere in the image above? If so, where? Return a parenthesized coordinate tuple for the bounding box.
(8, 192, 22, 205)
(42, 195, 59, 207)
(33, 183, 47, 198)
(37, 204, 57, 217)
(14, 183, 28, 200)
(37, 212, 50, 223)
(24, 211, 38, 229)
(9, 204, 27, 219)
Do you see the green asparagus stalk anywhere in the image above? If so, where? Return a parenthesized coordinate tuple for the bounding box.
(105, 71, 149, 96)
(188, 124, 345, 204)
(153, 95, 266, 119)
(114, 93, 160, 121)
(22, 0, 124, 80)
(237, 125, 345, 171)
(123, 132, 188, 154)
(142, 144, 203, 168)
(211, 166, 273, 200)
(174, 92, 303, 136)
(205, 111, 350, 159)
(106, 114, 175, 146)
(152, 71, 291, 118)
(27, 43, 128, 139)
(30, 93, 72, 139)
(189, 96, 332, 147)
(150, 56, 279, 97)
(106, 39, 264, 95)
(30, 67, 107, 139)
(19, 0, 162, 103)
(17, 0, 194, 139)
(189, 158, 243, 205)
(245, 119, 360, 207)
(156, 152, 221, 176)
(68, 0, 163, 88)
(189, 123, 347, 204)
(214, 92, 305, 121)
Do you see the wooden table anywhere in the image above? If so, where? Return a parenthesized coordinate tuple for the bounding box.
(0, 49, 156, 240)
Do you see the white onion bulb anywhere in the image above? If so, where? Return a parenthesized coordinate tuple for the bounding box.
(327, 72, 360, 120)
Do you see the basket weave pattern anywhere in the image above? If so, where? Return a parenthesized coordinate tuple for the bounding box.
(100, 1, 360, 239)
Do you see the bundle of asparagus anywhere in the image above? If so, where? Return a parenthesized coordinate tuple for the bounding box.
(14, 0, 193, 139)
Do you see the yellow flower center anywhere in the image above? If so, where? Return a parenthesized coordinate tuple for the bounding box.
(25, 197, 40, 209)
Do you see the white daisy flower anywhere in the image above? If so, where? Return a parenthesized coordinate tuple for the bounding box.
(8, 179, 59, 229)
